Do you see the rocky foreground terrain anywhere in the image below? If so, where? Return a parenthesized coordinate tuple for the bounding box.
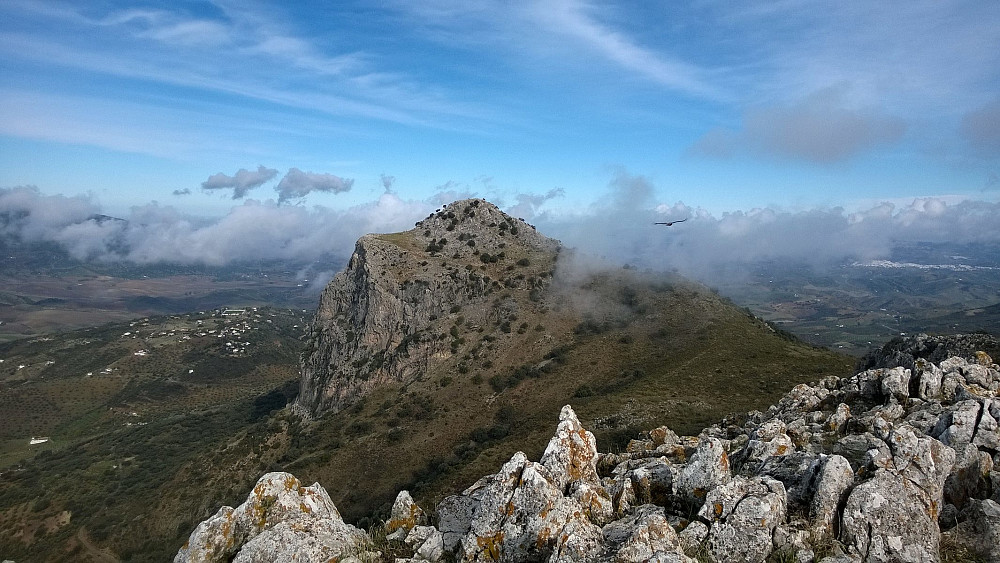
(175, 334, 1000, 562)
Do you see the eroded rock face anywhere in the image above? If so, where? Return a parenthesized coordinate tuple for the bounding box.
(180, 335, 1000, 563)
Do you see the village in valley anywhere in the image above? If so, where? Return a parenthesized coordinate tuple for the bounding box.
(0, 306, 309, 468)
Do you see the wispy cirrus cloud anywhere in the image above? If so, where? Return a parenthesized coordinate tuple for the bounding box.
(0, 1, 490, 140)
(522, 0, 719, 98)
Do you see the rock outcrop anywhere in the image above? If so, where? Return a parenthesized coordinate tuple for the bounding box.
(182, 335, 1000, 562)
(174, 472, 366, 563)
(296, 199, 561, 416)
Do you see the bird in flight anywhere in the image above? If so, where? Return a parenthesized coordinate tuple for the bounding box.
(654, 218, 687, 226)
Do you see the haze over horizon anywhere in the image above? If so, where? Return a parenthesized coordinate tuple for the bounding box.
(2, 1, 999, 276)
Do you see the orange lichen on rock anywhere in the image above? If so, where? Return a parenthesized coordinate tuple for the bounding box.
(477, 531, 504, 561)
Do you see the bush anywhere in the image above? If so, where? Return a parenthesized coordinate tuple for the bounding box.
(489, 374, 510, 392)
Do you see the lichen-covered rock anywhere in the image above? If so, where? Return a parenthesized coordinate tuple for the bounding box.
(754, 452, 823, 514)
(698, 476, 786, 563)
(386, 490, 428, 539)
(883, 424, 956, 513)
(179, 335, 1000, 563)
(436, 494, 479, 553)
(880, 367, 911, 403)
(825, 403, 851, 433)
(625, 458, 674, 508)
(915, 361, 943, 400)
(540, 405, 601, 493)
(972, 398, 1000, 451)
(931, 399, 982, 449)
(549, 518, 605, 562)
(675, 438, 730, 503)
(810, 455, 854, 539)
(944, 444, 993, 510)
(405, 525, 445, 562)
(602, 505, 688, 563)
(174, 472, 365, 563)
(649, 426, 680, 448)
(841, 469, 942, 562)
(457, 452, 602, 562)
(570, 481, 615, 526)
(677, 521, 708, 555)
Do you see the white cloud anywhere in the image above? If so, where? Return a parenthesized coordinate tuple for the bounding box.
(0, 186, 433, 265)
(4, 180, 1000, 287)
(534, 171, 1000, 281)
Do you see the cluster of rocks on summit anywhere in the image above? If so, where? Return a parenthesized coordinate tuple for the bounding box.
(176, 333, 1000, 562)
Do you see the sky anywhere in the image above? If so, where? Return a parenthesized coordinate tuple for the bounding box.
(2, 1, 1000, 276)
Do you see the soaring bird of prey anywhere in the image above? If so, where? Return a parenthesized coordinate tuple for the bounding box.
(654, 218, 687, 226)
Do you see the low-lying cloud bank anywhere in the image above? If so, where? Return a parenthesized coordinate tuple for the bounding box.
(3, 177, 999, 284)
(535, 172, 1000, 280)
(0, 186, 430, 267)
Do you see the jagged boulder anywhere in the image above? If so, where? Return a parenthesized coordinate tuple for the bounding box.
(174, 472, 366, 563)
(386, 490, 428, 540)
(931, 399, 983, 449)
(456, 451, 602, 562)
(602, 504, 690, 562)
(698, 476, 787, 563)
(405, 525, 445, 562)
(841, 469, 942, 562)
(675, 437, 730, 503)
(809, 455, 854, 539)
(540, 405, 602, 493)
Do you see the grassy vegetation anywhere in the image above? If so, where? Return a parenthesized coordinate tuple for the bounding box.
(0, 308, 306, 561)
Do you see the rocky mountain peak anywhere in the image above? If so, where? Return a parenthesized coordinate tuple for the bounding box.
(413, 198, 559, 257)
(295, 199, 561, 417)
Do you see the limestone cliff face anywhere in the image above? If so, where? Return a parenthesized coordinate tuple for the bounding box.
(296, 199, 561, 416)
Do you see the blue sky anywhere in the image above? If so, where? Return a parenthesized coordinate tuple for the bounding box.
(2, 0, 998, 215)
(2, 1, 1000, 273)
